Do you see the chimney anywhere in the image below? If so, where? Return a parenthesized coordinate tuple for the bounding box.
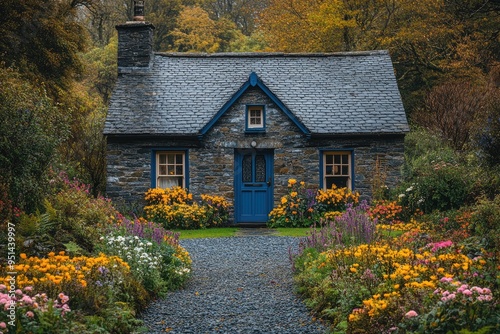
(116, 1, 155, 70)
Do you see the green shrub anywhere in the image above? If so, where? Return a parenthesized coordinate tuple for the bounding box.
(396, 164, 473, 216)
(17, 173, 116, 257)
(470, 195, 500, 252)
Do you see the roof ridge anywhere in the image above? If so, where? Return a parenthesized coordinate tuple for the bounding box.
(154, 50, 389, 58)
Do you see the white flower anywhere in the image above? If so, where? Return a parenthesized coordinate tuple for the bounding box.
(398, 194, 406, 198)
(406, 186, 413, 192)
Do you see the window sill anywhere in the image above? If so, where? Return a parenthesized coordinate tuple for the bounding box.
(245, 128, 266, 133)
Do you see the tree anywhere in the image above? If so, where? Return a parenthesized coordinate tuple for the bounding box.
(171, 5, 245, 52)
(0, 66, 69, 212)
(0, 0, 88, 99)
(258, 0, 400, 52)
(202, 0, 269, 35)
(412, 81, 493, 151)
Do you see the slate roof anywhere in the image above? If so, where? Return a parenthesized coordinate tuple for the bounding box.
(104, 51, 409, 137)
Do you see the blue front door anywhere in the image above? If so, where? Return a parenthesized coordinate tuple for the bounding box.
(234, 149, 274, 223)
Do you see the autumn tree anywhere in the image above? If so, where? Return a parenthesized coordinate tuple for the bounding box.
(258, 0, 400, 52)
(0, 0, 88, 99)
(171, 5, 245, 52)
(412, 81, 494, 151)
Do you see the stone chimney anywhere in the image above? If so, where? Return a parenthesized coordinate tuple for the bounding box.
(116, 1, 155, 70)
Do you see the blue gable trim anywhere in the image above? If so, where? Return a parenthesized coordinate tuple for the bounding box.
(199, 72, 311, 138)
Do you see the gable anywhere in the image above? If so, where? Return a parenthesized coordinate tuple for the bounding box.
(104, 51, 409, 137)
(199, 72, 310, 138)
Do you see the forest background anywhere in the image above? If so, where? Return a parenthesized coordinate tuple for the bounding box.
(1, 0, 499, 215)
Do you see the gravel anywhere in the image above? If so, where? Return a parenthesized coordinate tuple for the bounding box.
(140, 236, 328, 334)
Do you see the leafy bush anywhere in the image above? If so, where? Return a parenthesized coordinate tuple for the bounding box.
(144, 187, 231, 229)
(16, 173, 116, 257)
(0, 67, 68, 213)
(396, 163, 472, 216)
(470, 195, 500, 253)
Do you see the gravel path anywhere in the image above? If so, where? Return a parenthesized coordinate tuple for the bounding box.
(140, 236, 328, 333)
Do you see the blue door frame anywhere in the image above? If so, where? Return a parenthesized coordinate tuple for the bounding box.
(234, 149, 274, 223)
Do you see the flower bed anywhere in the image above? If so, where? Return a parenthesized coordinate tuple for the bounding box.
(292, 205, 499, 333)
(144, 187, 231, 229)
(0, 175, 192, 333)
(268, 179, 359, 228)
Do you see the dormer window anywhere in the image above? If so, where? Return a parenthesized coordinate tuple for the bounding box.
(246, 105, 265, 132)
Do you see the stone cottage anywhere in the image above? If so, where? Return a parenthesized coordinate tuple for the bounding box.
(104, 15, 409, 224)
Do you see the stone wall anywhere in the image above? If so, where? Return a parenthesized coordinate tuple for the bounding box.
(106, 87, 405, 218)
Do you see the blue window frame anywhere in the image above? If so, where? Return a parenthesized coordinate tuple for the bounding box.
(151, 149, 189, 189)
(319, 150, 354, 190)
(245, 105, 265, 132)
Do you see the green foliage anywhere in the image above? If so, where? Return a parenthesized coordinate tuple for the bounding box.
(0, 66, 69, 212)
(470, 195, 500, 253)
(0, 0, 88, 97)
(472, 100, 500, 168)
(398, 129, 474, 215)
(17, 173, 116, 257)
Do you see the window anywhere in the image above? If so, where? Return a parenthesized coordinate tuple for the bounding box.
(323, 151, 352, 190)
(246, 105, 265, 131)
(156, 151, 186, 188)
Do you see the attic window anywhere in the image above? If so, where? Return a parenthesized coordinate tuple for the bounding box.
(246, 105, 265, 132)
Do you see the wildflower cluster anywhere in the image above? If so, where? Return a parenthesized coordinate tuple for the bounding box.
(268, 179, 360, 228)
(368, 200, 402, 224)
(144, 187, 231, 229)
(299, 201, 376, 252)
(0, 285, 73, 333)
(293, 225, 498, 333)
(144, 186, 193, 205)
(268, 179, 317, 227)
(97, 231, 191, 295)
(315, 184, 359, 213)
(1, 251, 130, 292)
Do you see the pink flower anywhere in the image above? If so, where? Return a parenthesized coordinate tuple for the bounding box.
(0, 322, 6, 329)
(462, 289, 472, 296)
(21, 295, 33, 305)
(23, 286, 33, 292)
(471, 287, 484, 294)
(26, 311, 34, 318)
(405, 310, 418, 318)
(15, 289, 23, 295)
(440, 277, 453, 283)
(0, 285, 6, 291)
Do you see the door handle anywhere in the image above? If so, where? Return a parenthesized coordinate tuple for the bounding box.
(267, 178, 272, 186)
